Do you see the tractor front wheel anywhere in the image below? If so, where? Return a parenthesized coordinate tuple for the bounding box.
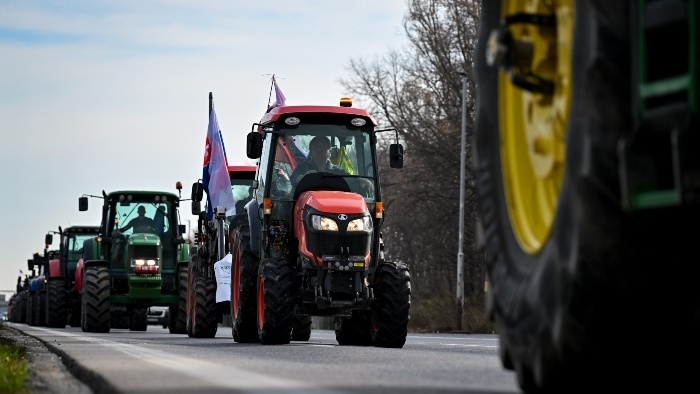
(46, 280, 67, 328)
(257, 258, 294, 345)
(371, 262, 410, 348)
(82, 266, 111, 333)
(190, 276, 217, 338)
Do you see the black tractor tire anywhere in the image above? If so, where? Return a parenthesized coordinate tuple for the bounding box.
(28, 293, 36, 326)
(36, 292, 46, 327)
(82, 266, 111, 333)
(291, 314, 312, 341)
(190, 276, 218, 338)
(111, 312, 130, 329)
(231, 225, 260, 343)
(129, 308, 148, 331)
(370, 262, 410, 348)
(169, 265, 188, 334)
(18, 295, 27, 324)
(334, 310, 372, 346)
(69, 294, 81, 327)
(475, 1, 699, 392)
(46, 280, 67, 328)
(257, 258, 294, 345)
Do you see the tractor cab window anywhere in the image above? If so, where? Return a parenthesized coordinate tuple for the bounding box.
(65, 233, 95, 264)
(273, 125, 376, 202)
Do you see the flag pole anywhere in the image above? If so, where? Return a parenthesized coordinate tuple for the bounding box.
(267, 74, 275, 110)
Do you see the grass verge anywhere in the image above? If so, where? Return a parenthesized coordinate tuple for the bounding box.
(0, 325, 29, 394)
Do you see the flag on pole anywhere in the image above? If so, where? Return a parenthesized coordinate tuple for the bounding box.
(202, 107, 235, 220)
(267, 76, 286, 112)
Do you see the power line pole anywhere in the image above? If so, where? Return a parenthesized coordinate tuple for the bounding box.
(457, 73, 468, 331)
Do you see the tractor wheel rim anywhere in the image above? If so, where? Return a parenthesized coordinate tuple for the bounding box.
(499, 0, 573, 253)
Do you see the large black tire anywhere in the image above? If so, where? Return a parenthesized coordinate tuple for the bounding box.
(475, 1, 699, 392)
(370, 262, 410, 348)
(36, 292, 46, 327)
(257, 258, 294, 345)
(82, 266, 111, 333)
(169, 265, 188, 334)
(46, 280, 67, 328)
(68, 293, 81, 327)
(111, 311, 130, 329)
(18, 295, 27, 324)
(231, 225, 259, 343)
(190, 276, 218, 338)
(291, 314, 312, 341)
(334, 310, 372, 346)
(129, 308, 148, 331)
(28, 293, 36, 326)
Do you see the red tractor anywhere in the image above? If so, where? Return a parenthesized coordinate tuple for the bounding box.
(43, 225, 101, 328)
(229, 97, 411, 347)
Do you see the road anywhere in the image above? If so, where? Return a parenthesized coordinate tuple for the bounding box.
(4, 323, 521, 394)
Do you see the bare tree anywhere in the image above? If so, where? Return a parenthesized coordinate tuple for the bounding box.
(341, 0, 486, 332)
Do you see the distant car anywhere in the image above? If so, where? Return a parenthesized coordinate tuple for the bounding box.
(147, 306, 169, 328)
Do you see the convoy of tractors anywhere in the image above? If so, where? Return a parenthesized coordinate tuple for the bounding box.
(5, 94, 412, 349)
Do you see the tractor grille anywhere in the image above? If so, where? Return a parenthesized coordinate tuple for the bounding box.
(130, 245, 158, 260)
(306, 232, 370, 259)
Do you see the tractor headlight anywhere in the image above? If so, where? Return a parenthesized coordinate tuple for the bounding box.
(347, 216, 373, 232)
(311, 215, 338, 231)
(132, 259, 158, 267)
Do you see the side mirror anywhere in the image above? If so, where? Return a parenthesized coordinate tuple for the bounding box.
(191, 201, 201, 215)
(45, 233, 53, 246)
(247, 132, 263, 159)
(79, 196, 88, 211)
(178, 224, 186, 235)
(191, 182, 203, 202)
(390, 143, 404, 169)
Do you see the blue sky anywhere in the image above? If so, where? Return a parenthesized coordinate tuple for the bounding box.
(0, 1, 408, 296)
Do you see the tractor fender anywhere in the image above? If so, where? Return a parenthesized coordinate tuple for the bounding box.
(246, 198, 260, 256)
(47, 258, 62, 279)
(29, 276, 45, 292)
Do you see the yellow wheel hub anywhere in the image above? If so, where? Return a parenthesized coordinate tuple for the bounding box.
(499, 0, 573, 253)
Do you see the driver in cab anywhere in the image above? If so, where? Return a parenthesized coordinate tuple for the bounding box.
(120, 205, 155, 233)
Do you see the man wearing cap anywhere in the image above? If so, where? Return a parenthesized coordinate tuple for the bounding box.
(120, 205, 155, 233)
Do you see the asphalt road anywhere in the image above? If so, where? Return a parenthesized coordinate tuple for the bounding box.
(2, 322, 521, 394)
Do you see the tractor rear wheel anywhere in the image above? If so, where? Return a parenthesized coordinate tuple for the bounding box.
(46, 280, 67, 328)
(28, 293, 36, 326)
(335, 310, 372, 346)
(129, 308, 148, 331)
(257, 258, 294, 345)
(169, 265, 188, 334)
(475, 1, 700, 391)
(82, 266, 111, 333)
(231, 225, 259, 343)
(18, 294, 28, 324)
(371, 262, 410, 348)
(36, 292, 46, 327)
(190, 276, 218, 338)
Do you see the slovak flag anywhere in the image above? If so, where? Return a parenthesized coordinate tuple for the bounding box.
(202, 107, 235, 220)
(266, 77, 286, 112)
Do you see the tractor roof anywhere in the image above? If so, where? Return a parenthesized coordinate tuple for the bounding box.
(260, 104, 377, 126)
(106, 190, 180, 199)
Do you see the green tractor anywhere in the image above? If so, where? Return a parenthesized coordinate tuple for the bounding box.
(77, 187, 190, 333)
(474, 1, 699, 391)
